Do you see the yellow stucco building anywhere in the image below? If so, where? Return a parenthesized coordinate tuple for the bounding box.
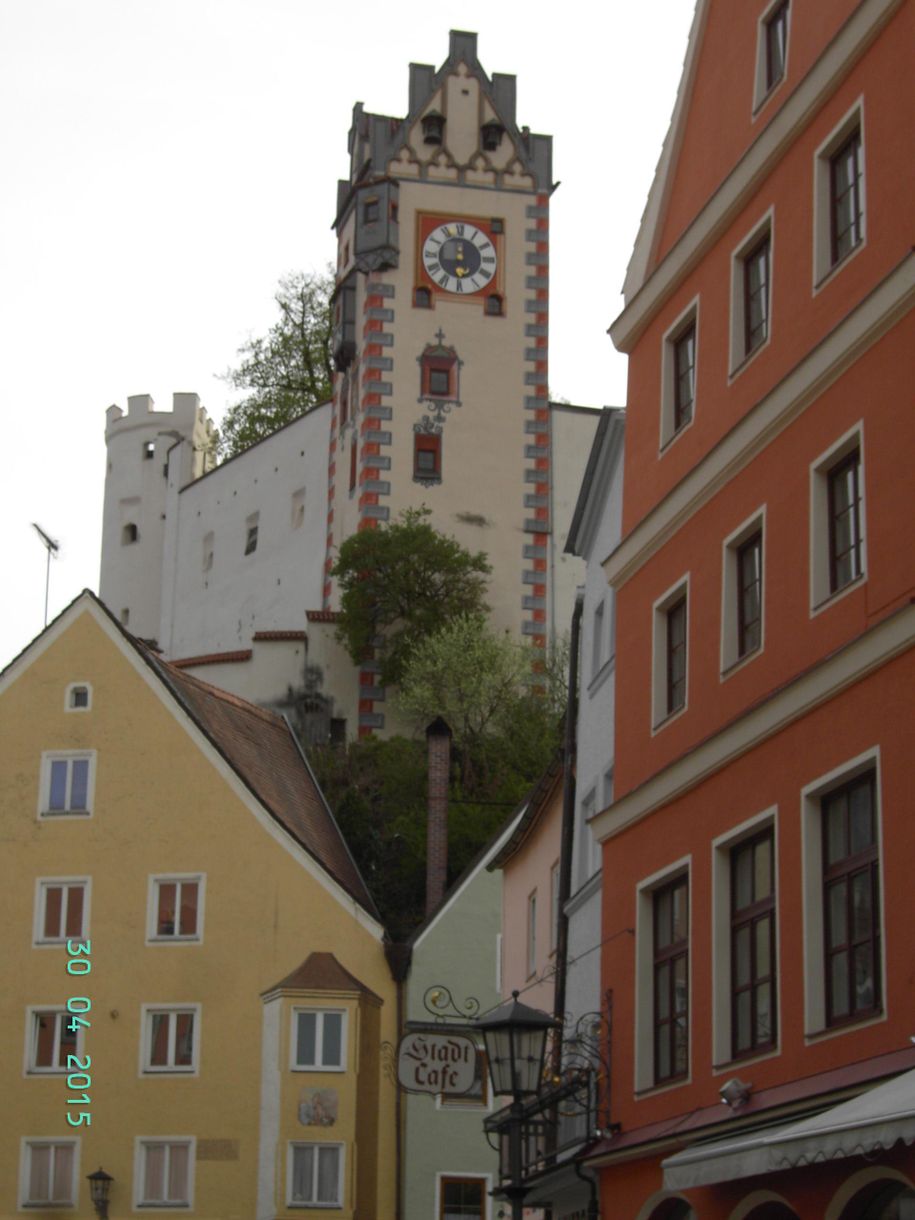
(0, 591, 397, 1218)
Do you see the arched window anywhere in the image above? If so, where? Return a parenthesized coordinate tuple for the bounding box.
(414, 286, 432, 309)
(122, 523, 139, 545)
(485, 293, 503, 316)
(840, 1182, 915, 1219)
(421, 111, 444, 145)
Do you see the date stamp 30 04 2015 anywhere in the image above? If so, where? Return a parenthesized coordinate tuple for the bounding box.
(65, 939, 92, 1128)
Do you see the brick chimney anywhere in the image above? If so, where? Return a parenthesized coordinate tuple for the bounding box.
(425, 717, 452, 916)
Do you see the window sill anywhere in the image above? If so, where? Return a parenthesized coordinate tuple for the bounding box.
(292, 1065, 346, 1074)
(813, 237, 865, 296)
(728, 332, 771, 383)
(634, 1072, 691, 1100)
(805, 1007, 884, 1045)
(720, 643, 763, 682)
(659, 414, 694, 456)
(586, 655, 615, 698)
(146, 936, 201, 946)
(752, 75, 785, 120)
(39, 810, 91, 818)
(810, 572, 866, 618)
(651, 703, 687, 736)
(712, 1043, 781, 1074)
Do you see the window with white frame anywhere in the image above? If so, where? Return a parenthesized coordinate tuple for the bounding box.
(35, 879, 89, 944)
(652, 578, 689, 727)
(148, 876, 203, 942)
(660, 301, 698, 448)
(526, 890, 538, 978)
(712, 811, 779, 1066)
(634, 862, 690, 1091)
(26, 1008, 80, 1072)
(814, 103, 865, 285)
(21, 1140, 78, 1207)
(293, 1010, 346, 1071)
(439, 1175, 488, 1219)
(730, 214, 773, 371)
(721, 509, 765, 673)
(142, 1007, 199, 1073)
(39, 752, 94, 817)
(577, 788, 598, 888)
(801, 751, 883, 1035)
(288, 1142, 343, 1207)
(591, 600, 605, 678)
(65, 683, 91, 711)
(136, 1139, 194, 1208)
(754, 0, 790, 110)
(810, 425, 865, 610)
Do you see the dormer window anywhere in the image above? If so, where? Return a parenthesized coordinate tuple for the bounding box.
(422, 111, 445, 146)
(481, 120, 504, 152)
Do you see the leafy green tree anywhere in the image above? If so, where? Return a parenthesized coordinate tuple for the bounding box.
(218, 269, 334, 458)
(330, 508, 491, 688)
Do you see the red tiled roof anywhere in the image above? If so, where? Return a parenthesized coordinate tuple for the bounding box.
(252, 630, 308, 641)
(264, 951, 382, 1003)
(306, 610, 341, 623)
(172, 649, 252, 668)
(136, 644, 377, 918)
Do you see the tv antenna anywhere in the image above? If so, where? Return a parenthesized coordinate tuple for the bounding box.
(31, 523, 60, 628)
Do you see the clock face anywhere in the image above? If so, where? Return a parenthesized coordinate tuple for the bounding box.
(421, 221, 498, 294)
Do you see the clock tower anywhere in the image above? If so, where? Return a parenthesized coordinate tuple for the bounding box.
(328, 31, 578, 737)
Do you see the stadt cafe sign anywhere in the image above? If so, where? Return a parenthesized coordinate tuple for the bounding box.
(396, 1030, 478, 1095)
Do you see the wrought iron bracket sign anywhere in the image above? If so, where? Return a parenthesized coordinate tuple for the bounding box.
(396, 1030, 478, 1095)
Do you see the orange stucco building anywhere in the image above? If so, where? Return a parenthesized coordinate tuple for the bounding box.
(590, 0, 915, 1216)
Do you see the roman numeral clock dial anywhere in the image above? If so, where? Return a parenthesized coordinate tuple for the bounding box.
(421, 221, 498, 295)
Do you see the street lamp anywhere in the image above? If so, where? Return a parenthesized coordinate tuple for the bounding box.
(476, 991, 559, 1220)
(87, 1168, 113, 1219)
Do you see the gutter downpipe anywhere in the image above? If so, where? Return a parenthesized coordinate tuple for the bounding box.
(553, 588, 584, 1063)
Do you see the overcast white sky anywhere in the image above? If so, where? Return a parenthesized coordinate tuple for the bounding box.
(0, 0, 694, 669)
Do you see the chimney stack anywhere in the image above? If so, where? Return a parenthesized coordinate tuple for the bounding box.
(425, 717, 452, 916)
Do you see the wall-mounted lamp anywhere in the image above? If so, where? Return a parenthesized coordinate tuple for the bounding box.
(87, 1168, 113, 1219)
(719, 1077, 753, 1109)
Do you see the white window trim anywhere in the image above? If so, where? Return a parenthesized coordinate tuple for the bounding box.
(800, 747, 886, 1042)
(33, 877, 91, 947)
(24, 1006, 85, 1075)
(577, 786, 599, 888)
(550, 859, 560, 954)
(139, 1005, 201, 1076)
(37, 751, 96, 819)
(287, 1140, 345, 1209)
(711, 807, 781, 1070)
(591, 600, 605, 679)
(64, 682, 92, 712)
(651, 574, 690, 732)
(659, 296, 700, 451)
(812, 97, 866, 292)
(435, 1171, 492, 1220)
(809, 421, 866, 616)
(291, 1008, 348, 1072)
(19, 1137, 80, 1209)
(634, 856, 692, 1095)
(753, 0, 792, 116)
(134, 1137, 196, 1209)
(720, 506, 767, 677)
(145, 874, 205, 945)
(729, 208, 775, 377)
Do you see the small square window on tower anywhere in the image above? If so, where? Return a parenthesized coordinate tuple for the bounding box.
(244, 513, 259, 556)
